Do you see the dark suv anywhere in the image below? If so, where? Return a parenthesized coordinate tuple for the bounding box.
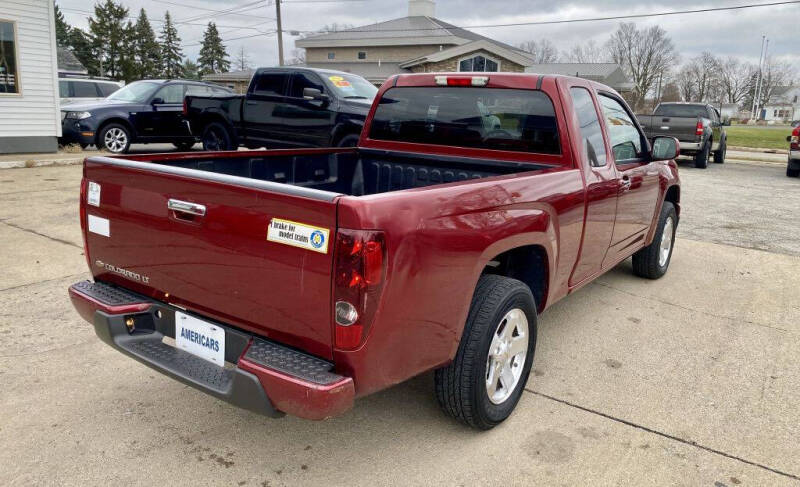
(59, 79, 232, 153)
(184, 67, 378, 151)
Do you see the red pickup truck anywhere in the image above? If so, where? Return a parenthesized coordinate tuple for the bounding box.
(69, 73, 681, 429)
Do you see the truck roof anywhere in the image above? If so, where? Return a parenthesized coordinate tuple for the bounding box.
(387, 72, 620, 95)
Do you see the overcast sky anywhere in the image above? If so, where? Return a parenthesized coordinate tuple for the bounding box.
(57, 0, 800, 70)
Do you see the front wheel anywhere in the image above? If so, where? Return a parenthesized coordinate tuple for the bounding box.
(632, 201, 677, 279)
(435, 274, 537, 430)
(201, 122, 234, 151)
(336, 134, 360, 147)
(99, 123, 131, 154)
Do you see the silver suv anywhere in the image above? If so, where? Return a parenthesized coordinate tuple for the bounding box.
(59, 78, 122, 106)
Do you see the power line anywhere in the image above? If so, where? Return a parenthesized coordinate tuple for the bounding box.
(292, 0, 800, 34)
(183, 29, 277, 48)
(150, 0, 274, 20)
(176, 0, 264, 24)
(59, 6, 263, 30)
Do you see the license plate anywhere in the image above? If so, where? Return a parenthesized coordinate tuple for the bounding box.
(175, 311, 225, 366)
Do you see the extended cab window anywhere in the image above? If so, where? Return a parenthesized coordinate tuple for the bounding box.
(599, 95, 644, 163)
(369, 87, 560, 154)
(570, 87, 606, 167)
(252, 72, 288, 96)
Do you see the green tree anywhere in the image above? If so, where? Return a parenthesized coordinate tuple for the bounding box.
(197, 22, 230, 75)
(67, 28, 94, 75)
(88, 0, 130, 79)
(159, 11, 184, 78)
(54, 3, 71, 47)
(133, 9, 161, 79)
(118, 21, 139, 83)
(182, 59, 200, 80)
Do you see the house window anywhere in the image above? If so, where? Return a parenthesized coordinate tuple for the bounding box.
(458, 54, 499, 72)
(327, 52, 335, 60)
(358, 51, 366, 60)
(0, 20, 20, 94)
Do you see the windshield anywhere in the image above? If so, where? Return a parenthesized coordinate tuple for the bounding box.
(323, 74, 378, 100)
(654, 104, 709, 118)
(106, 81, 160, 103)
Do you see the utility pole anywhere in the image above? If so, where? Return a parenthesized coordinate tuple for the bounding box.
(751, 35, 766, 119)
(755, 38, 769, 120)
(273, 0, 284, 66)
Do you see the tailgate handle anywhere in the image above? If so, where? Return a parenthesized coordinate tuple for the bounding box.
(168, 199, 206, 216)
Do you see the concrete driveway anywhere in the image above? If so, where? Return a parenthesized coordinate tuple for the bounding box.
(0, 159, 798, 486)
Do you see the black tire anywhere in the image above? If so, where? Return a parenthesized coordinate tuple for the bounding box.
(713, 138, 726, 164)
(79, 143, 88, 150)
(172, 141, 195, 151)
(98, 123, 131, 154)
(632, 201, 677, 279)
(694, 140, 710, 168)
(336, 134, 360, 147)
(788, 166, 800, 178)
(435, 274, 537, 430)
(201, 122, 234, 151)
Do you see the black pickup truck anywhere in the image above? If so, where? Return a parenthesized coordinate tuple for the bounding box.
(638, 102, 728, 168)
(185, 67, 378, 151)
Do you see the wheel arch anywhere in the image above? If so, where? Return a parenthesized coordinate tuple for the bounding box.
(481, 244, 550, 313)
(330, 120, 364, 146)
(95, 117, 136, 146)
(196, 112, 239, 145)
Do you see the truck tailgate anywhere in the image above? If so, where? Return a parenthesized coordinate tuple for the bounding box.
(646, 116, 699, 141)
(82, 157, 338, 359)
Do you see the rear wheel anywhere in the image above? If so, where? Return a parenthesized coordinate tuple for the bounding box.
(435, 274, 537, 430)
(98, 123, 131, 154)
(788, 166, 800, 177)
(694, 141, 710, 168)
(713, 139, 726, 164)
(201, 122, 234, 151)
(172, 141, 195, 151)
(632, 201, 677, 279)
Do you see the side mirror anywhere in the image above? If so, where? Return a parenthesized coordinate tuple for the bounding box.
(302, 87, 328, 102)
(651, 136, 679, 161)
(151, 97, 164, 105)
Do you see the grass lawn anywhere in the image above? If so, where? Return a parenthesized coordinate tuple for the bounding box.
(725, 125, 792, 150)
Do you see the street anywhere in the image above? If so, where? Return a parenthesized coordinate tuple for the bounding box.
(1, 158, 799, 486)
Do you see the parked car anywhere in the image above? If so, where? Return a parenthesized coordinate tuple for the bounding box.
(59, 79, 233, 152)
(59, 77, 122, 106)
(184, 67, 378, 151)
(638, 102, 728, 168)
(68, 72, 680, 429)
(787, 125, 800, 177)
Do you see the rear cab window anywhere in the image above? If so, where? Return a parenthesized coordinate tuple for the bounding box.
(368, 87, 560, 154)
(251, 72, 289, 97)
(654, 104, 709, 118)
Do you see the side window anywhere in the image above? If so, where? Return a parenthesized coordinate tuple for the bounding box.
(599, 94, 644, 163)
(59, 80, 69, 97)
(251, 72, 288, 97)
(154, 84, 185, 104)
(288, 73, 324, 98)
(185, 84, 211, 96)
(73, 81, 99, 97)
(569, 87, 607, 167)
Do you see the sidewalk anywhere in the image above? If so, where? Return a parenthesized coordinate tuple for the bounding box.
(0, 149, 86, 169)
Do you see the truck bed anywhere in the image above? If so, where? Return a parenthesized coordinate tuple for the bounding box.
(116, 149, 550, 197)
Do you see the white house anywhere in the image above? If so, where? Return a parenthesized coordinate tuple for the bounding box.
(761, 86, 800, 122)
(0, 0, 61, 154)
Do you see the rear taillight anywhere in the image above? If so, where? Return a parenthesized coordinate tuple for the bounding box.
(333, 230, 387, 350)
(791, 126, 800, 150)
(695, 120, 704, 136)
(434, 75, 489, 87)
(182, 98, 188, 116)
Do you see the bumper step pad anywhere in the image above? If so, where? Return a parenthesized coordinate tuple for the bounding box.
(71, 280, 147, 306)
(244, 339, 342, 385)
(127, 338, 234, 393)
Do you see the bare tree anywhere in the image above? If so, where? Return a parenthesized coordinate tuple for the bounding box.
(674, 52, 720, 103)
(518, 38, 559, 63)
(607, 23, 678, 110)
(562, 40, 606, 63)
(234, 46, 251, 71)
(714, 56, 753, 105)
(285, 48, 306, 66)
(754, 57, 795, 107)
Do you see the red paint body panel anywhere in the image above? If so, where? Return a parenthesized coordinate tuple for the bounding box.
(71, 73, 680, 418)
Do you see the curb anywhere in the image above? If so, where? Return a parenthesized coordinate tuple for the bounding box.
(0, 157, 84, 170)
(728, 145, 788, 155)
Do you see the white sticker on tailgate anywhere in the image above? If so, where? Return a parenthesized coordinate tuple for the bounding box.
(267, 218, 329, 254)
(175, 312, 225, 366)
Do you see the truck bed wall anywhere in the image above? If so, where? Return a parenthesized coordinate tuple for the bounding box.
(159, 150, 548, 196)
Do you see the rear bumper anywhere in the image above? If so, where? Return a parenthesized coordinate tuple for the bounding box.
(790, 150, 800, 162)
(678, 141, 701, 152)
(69, 280, 354, 420)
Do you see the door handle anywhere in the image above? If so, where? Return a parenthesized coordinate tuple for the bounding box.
(619, 176, 632, 192)
(168, 199, 206, 216)
(246, 100, 258, 106)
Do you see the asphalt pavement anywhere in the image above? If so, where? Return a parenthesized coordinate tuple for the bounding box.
(0, 158, 799, 486)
